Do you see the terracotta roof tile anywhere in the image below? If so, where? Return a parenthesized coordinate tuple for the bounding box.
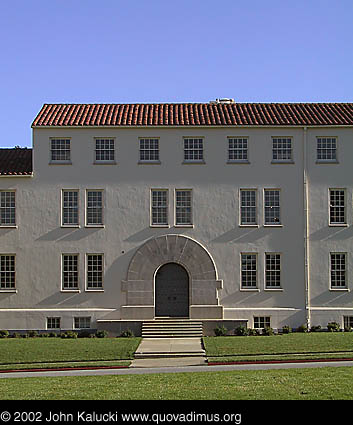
(0, 149, 32, 176)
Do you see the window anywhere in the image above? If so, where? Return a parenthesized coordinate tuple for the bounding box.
(47, 317, 61, 329)
(240, 189, 257, 225)
(86, 190, 103, 225)
(329, 189, 346, 225)
(74, 317, 91, 329)
(241, 254, 257, 289)
(151, 190, 168, 226)
(254, 316, 271, 329)
(0, 191, 15, 226)
(50, 139, 70, 162)
(139, 138, 159, 162)
(175, 190, 192, 225)
(265, 253, 281, 288)
(317, 137, 337, 162)
(228, 138, 248, 162)
(62, 254, 79, 290)
(344, 316, 353, 330)
(95, 138, 115, 162)
(62, 190, 79, 226)
(272, 138, 292, 162)
(87, 254, 104, 289)
(330, 253, 347, 289)
(264, 189, 281, 225)
(183, 138, 203, 162)
(0, 255, 15, 290)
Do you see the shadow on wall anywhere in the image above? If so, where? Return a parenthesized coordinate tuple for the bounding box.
(211, 227, 267, 244)
(36, 248, 137, 307)
(310, 289, 353, 308)
(309, 226, 353, 241)
(36, 227, 101, 242)
(124, 226, 191, 243)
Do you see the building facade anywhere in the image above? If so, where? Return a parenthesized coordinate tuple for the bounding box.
(0, 101, 352, 335)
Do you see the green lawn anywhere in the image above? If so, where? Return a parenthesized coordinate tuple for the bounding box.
(203, 333, 353, 363)
(1, 367, 353, 399)
(0, 338, 141, 369)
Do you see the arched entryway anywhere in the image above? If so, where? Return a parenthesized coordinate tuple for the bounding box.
(155, 263, 189, 317)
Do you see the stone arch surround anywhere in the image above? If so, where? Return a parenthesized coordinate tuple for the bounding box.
(121, 234, 223, 320)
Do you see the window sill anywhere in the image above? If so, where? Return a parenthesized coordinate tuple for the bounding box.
(85, 225, 105, 228)
(264, 288, 283, 291)
(138, 160, 161, 165)
(271, 160, 294, 164)
(0, 225, 18, 229)
(330, 288, 349, 292)
(93, 161, 117, 165)
(61, 289, 80, 293)
(239, 224, 259, 228)
(174, 224, 194, 228)
(49, 161, 72, 165)
(329, 224, 348, 227)
(182, 160, 205, 165)
(263, 224, 283, 228)
(227, 160, 250, 165)
(61, 225, 80, 228)
(86, 289, 104, 292)
(316, 160, 339, 164)
(0, 289, 17, 293)
(240, 288, 260, 292)
(150, 224, 170, 228)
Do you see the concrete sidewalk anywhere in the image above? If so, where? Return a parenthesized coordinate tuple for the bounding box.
(131, 338, 207, 368)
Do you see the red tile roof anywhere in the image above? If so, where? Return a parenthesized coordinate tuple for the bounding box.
(32, 103, 353, 127)
(0, 149, 32, 176)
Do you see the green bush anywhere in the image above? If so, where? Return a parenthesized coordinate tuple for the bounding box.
(11, 332, 21, 338)
(327, 322, 340, 332)
(0, 330, 9, 338)
(48, 332, 58, 338)
(248, 328, 260, 336)
(95, 330, 108, 338)
(120, 329, 135, 338)
(282, 325, 292, 334)
(344, 326, 352, 332)
(60, 331, 78, 339)
(234, 325, 249, 336)
(27, 330, 38, 338)
(296, 324, 308, 333)
(39, 333, 50, 338)
(310, 325, 322, 332)
(262, 327, 274, 336)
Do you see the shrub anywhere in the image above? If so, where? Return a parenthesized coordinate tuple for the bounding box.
(262, 326, 274, 336)
(282, 325, 292, 334)
(214, 325, 228, 336)
(248, 328, 260, 336)
(310, 325, 322, 332)
(11, 332, 21, 338)
(60, 331, 78, 339)
(95, 330, 108, 338)
(234, 325, 249, 336)
(296, 324, 308, 333)
(27, 330, 38, 338)
(48, 332, 58, 338)
(327, 322, 340, 332)
(39, 333, 49, 338)
(120, 329, 134, 338)
(78, 331, 91, 338)
(0, 330, 9, 338)
(344, 326, 352, 332)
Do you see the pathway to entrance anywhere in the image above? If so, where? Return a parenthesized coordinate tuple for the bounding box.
(131, 338, 206, 368)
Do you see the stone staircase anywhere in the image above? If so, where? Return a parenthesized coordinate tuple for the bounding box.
(141, 319, 203, 338)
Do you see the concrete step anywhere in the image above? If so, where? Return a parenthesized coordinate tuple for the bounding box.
(134, 337, 206, 359)
(142, 320, 203, 338)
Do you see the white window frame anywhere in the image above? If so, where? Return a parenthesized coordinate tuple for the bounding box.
(227, 137, 249, 163)
(271, 137, 293, 163)
(150, 189, 169, 227)
(61, 189, 79, 227)
(94, 138, 116, 163)
(240, 253, 258, 290)
(61, 253, 79, 291)
(139, 138, 160, 163)
(85, 190, 104, 227)
(86, 253, 104, 291)
(330, 252, 347, 290)
(47, 317, 61, 330)
(253, 316, 271, 329)
(0, 190, 16, 227)
(74, 317, 91, 329)
(316, 137, 338, 163)
(264, 189, 281, 226)
(0, 254, 16, 291)
(329, 188, 346, 226)
(175, 189, 193, 226)
(183, 138, 204, 163)
(50, 138, 71, 163)
(239, 189, 257, 226)
(265, 253, 282, 289)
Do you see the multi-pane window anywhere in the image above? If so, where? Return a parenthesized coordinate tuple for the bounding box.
(240, 190, 257, 225)
(74, 317, 91, 329)
(265, 253, 281, 288)
(329, 189, 346, 225)
(0, 255, 15, 289)
(254, 316, 271, 329)
(86, 190, 103, 225)
(0, 191, 16, 226)
(95, 139, 115, 162)
(344, 316, 353, 330)
(139, 139, 159, 161)
(175, 190, 192, 225)
(50, 139, 70, 161)
(184, 138, 203, 162)
(330, 253, 347, 289)
(151, 190, 168, 226)
(317, 137, 337, 161)
(87, 254, 104, 289)
(272, 138, 292, 161)
(241, 254, 257, 289)
(264, 190, 281, 225)
(62, 190, 79, 226)
(62, 254, 79, 290)
(47, 317, 61, 329)
(228, 138, 248, 161)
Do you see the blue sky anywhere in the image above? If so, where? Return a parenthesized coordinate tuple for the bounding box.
(0, 0, 352, 147)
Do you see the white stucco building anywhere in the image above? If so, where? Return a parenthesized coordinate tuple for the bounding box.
(0, 101, 352, 335)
